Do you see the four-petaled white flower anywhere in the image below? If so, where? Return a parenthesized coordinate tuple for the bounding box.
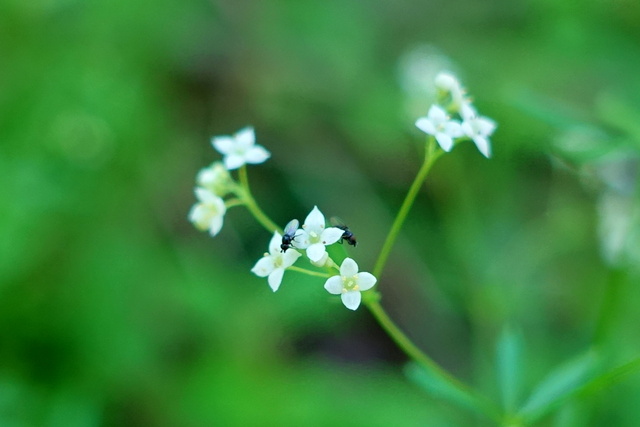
(415, 105, 463, 152)
(324, 258, 377, 310)
(294, 206, 344, 263)
(251, 231, 301, 291)
(460, 103, 497, 158)
(189, 188, 227, 236)
(197, 161, 232, 196)
(212, 127, 271, 170)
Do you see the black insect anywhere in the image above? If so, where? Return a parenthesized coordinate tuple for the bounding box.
(280, 219, 300, 252)
(330, 217, 357, 247)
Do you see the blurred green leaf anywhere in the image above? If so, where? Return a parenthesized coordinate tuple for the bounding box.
(518, 350, 601, 423)
(405, 362, 496, 420)
(496, 324, 524, 413)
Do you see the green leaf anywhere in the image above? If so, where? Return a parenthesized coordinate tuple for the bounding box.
(518, 350, 601, 423)
(496, 325, 524, 412)
(404, 363, 489, 417)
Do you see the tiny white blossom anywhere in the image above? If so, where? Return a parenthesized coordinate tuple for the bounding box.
(434, 72, 466, 111)
(324, 258, 377, 310)
(197, 161, 232, 196)
(189, 188, 226, 236)
(415, 105, 463, 152)
(294, 206, 344, 263)
(212, 127, 270, 170)
(460, 103, 497, 158)
(251, 232, 301, 291)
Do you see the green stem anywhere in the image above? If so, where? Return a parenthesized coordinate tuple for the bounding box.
(363, 139, 499, 421)
(372, 139, 442, 278)
(224, 198, 244, 209)
(238, 166, 281, 233)
(364, 299, 501, 422)
(288, 265, 331, 278)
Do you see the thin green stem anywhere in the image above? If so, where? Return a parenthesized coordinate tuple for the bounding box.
(288, 265, 331, 278)
(372, 139, 442, 278)
(238, 165, 281, 233)
(363, 139, 500, 421)
(224, 198, 244, 209)
(364, 299, 502, 422)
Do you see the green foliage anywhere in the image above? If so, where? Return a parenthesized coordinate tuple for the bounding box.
(2, 0, 640, 425)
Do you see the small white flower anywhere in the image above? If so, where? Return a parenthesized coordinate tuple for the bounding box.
(189, 188, 227, 236)
(197, 162, 232, 196)
(434, 72, 466, 110)
(294, 206, 344, 263)
(212, 127, 270, 170)
(415, 105, 463, 152)
(251, 232, 301, 291)
(460, 103, 497, 158)
(324, 258, 377, 310)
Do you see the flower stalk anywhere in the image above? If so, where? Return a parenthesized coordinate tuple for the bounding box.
(238, 165, 281, 233)
(372, 138, 442, 278)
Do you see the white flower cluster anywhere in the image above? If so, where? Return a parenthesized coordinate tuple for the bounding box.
(190, 73, 497, 310)
(188, 128, 376, 310)
(415, 73, 496, 158)
(189, 127, 270, 236)
(251, 206, 376, 310)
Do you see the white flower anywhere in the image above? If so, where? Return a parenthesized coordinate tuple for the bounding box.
(294, 206, 344, 263)
(434, 72, 466, 111)
(189, 188, 227, 236)
(324, 258, 377, 310)
(415, 105, 463, 152)
(197, 162, 232, 196)
(460, 103, 497, 158)
(212, 127, 270, 170)
(251, 231, 301, 291)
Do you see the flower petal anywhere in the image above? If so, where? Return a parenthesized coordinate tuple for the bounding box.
(340, 258, 358, 277)
(477, 117, 497, 136)
(194, 187, 217, 204)
(435, 132, 453, 152)
(244, 146, 271, 164)
(321, 227, 345, 245)
(310, 252, 329, 267)
(188, 204, 209, 230)
(212, 136, 235, 154)
(268, 268, 284, 292)
(324, 276, 343, 295)
(304, 206, 325, 232)
(223, 154, 245, 170)
(341, 291, 361, 310)
(281, 249, 301, 268)
(415, 117, 436, 135)
(428, 105, 447, 123)
(443, 121, 463, 138)
(268, 232, 283, 254)
(357, 272, 377, 291)
(251, 256, 276, 277)
(292, 230, 310, 249)
(473, 136, 491, 158)
(208, 215, 224, 236)
(234, 126, 255, 148)
(306, 243, 326, 262)
(460, 103, 477, 121)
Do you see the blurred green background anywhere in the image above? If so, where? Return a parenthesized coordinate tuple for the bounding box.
(2, 0, 640, 425)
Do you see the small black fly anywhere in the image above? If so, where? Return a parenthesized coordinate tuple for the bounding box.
(280, 219, 300, 252)
(330, 217, 357, 247)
